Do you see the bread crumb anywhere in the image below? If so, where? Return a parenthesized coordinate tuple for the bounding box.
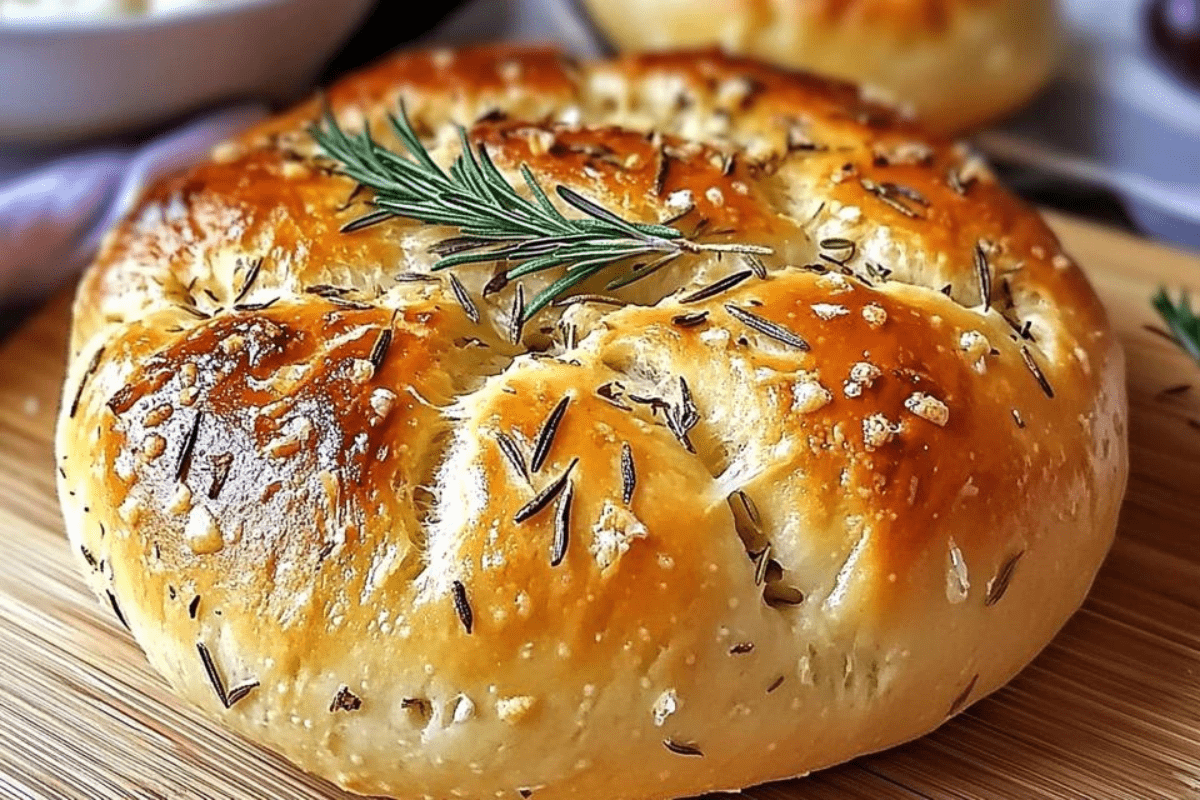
(22, 396, 39, 416)
(1052, 254, 1072, 270)
(369, 388, 396, 422)
(816, 273, 852, 294)
(270, 363, 311, 392)
(652, 689, 679, 726)
(812, 303, 849, 320)
(168, 483, 193, 516)
(280, 161, 308, 180)
(717, 76, 755, 106)
(497, 695, 537, 724)
(144, 404, 174, 428)
(904, 392, 950, 426)
(347, 359, 374, 385)
(705, 187, 725, 207)
(452, 694, 475, 724)
(184, 505, 223, 555)
(211, 142, 242, 164)
(872, 140, 934, 166)
(589, 501, 648, 570)
(141, 434, 166, 461)
(862, 413, 897, 450)
(118, 494, 144, 526)
(498, 59, 522, 82)
(267, 416, 314, 458)
(861, 303, 887, 327)
(946, 539, 970, 603)
(524, 128, 556, 156)
(958, 330, 990, 373)
(557, 104, 582, 126)
(1073, 345, 1091, 375)
(957, 153, 990, 185)
(792, 377, 832, 413)
(260, 399, 289, 419)
(666, 189, 694, 210)
(957, 477, 979, 500)
(843, 361, 881, 398)
(699, 327, 730, 346)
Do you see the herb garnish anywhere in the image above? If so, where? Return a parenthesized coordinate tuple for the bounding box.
(1153, 288, 1200, 365)
(310, 106, 771, 321)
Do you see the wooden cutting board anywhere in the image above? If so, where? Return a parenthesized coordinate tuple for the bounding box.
(1, 211, 1198, 800)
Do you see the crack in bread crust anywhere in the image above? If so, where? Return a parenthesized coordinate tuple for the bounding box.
(56, 45, 1126, 800)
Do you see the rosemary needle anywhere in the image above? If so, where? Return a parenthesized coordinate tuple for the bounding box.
(1153, 288, 1200, 365)
(310, 105, 771, 323)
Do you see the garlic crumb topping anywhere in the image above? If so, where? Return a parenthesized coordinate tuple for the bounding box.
(792, 377, 832, 413)
(369, 388, 396, 422)
(652, 689, 679, 726)
(862, 413, 897, 450)
(946, 539, 970, 603)
(904, 392, 950, 427)
(144, 404, 173, 428)
(347, 358, 374, 385)
(452, 694, 476, 723)
(844, 361, 881, 398)
(666, 189, 693, 210)
(168, 483, 193, 516)
(589, 501, 648, 570)
(812, 303, 849, 320)
(267, 416, 314, 458)
(141, 434, 166, 461)
(861, 303, 887, 327)
(184, 504, 223, 555)
(816, 273, 852, 294)
(958, 330, 990, 373)
(497, 695, 537, 724)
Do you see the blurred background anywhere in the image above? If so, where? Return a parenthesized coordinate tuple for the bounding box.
(0, 0, 1198, 326)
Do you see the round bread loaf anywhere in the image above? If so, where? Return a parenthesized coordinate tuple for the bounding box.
(56, 46, 1127, 799)
(580, 0, 1062, 133)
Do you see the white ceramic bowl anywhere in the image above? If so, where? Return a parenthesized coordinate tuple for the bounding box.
(0, 0, 375, 143)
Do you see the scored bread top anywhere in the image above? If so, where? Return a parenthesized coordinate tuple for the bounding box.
(57, 46, 1126, 800)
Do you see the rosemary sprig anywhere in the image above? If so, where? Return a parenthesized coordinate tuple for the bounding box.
(1153, 288, 1200, 364)
(309, 106, 772, 321)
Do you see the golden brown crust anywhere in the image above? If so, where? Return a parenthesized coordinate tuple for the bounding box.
(57, 46, 1126, 800)
(581, 0, 1062, 133)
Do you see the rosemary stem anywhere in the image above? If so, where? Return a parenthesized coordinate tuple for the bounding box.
(309, 106, 775, 321)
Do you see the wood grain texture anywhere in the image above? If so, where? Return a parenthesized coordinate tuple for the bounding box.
(1, 211, 1197, 800)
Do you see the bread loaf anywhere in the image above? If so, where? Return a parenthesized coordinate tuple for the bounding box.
(581, 0, 1062, 133)
(56, 46, 1127, 799)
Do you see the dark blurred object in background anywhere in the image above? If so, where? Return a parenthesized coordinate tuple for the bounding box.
(322, 2, 468, 82)
(1149, 0, 1200, 87)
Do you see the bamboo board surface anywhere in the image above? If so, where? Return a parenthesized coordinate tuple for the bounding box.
(0, 211, 1198, 800)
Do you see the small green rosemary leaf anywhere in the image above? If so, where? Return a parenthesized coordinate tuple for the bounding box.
(521, 163, 561, 217)
(1153, 288, 1200, 364)
(309, 105, 772, 322)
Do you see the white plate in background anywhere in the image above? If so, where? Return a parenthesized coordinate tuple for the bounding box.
(0, 0, 375, 143)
